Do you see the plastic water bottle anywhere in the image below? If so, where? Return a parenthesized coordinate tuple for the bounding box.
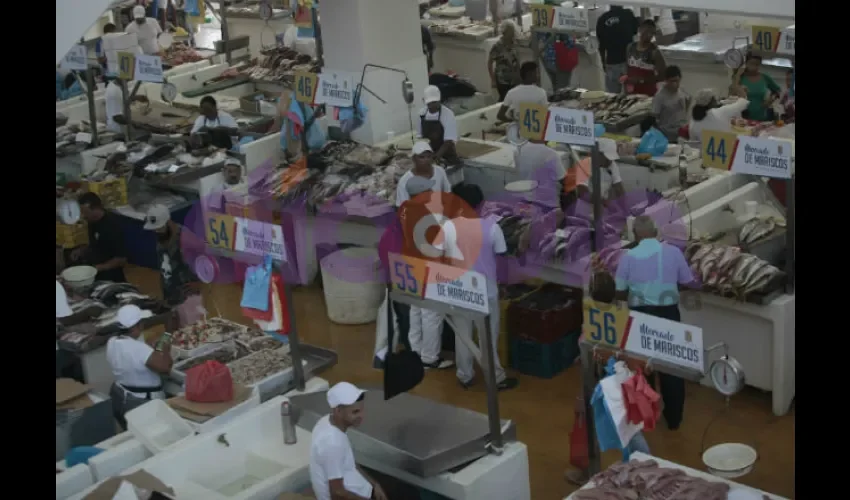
(281, 401, 297, 444)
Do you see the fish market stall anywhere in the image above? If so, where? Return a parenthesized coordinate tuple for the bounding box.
(563, 453, 788, 500)
(551, 89, 654, 135)
(57, 281, 173, 395)
(661, 29, 793, 98)
(161, 42, 217, 70)
(224, 4, 295, 59)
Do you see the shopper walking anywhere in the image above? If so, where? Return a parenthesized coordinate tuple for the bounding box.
(625, 20, 666, 97)
(71, 192, 129, 282)
(614, 216, 697, 430)
(107, 305, 172, 429)
(310, 382, 388, 500)
(498, 62, 549, 124)
(142, 204, 204, 330)
(415, 85, 460, 165)
(651, 65, 690, 140)
(596, 5, 639, 93)
(488, 20, 521, 101)
(442, 184, 519, 391)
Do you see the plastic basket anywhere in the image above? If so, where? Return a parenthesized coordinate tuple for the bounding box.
(125, 399, 195, 454)
(320, 247, 384, 325)
(56, 221, 89, 248)
(509, 330, 581, 379)
(507, 284, 583, 344)
(84, 177, 128, 208)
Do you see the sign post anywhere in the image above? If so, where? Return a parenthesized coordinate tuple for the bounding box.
(387, 252, 504, 452)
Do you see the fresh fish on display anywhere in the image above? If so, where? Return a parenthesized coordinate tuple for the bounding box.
(70, 299, 106, 314)
(738, 216, 781, 246)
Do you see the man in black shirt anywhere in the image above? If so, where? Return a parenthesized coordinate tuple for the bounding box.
(72, 192, 128, 282)
(596, 5, 638, 93)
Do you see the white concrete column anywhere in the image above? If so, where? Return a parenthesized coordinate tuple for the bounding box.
(320, 0, 429, 145)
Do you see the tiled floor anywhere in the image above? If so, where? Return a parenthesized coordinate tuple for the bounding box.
(127, 265, 795, 499)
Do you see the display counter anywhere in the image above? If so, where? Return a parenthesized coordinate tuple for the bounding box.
(661, 29, 793, 97)
(564, 452, 788, 500)
(225, 8, 295, 58)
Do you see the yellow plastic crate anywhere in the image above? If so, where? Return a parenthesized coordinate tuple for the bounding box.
(56, 220, 89, 248)
(84, 177, 128, 208)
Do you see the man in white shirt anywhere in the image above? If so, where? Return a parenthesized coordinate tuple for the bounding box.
(575, 138, 625, 201)
(498, 61, 549, 124)
(395, 141, 452, 208)
(126, 5, 164, 55)
(191, 95, 240, 149)
(107, 305, 172, 429)
(415, 85, 459, 165)
(513, 140, 567, 209)
(104, 79, 149, 134)
(310, 382, 387, 500)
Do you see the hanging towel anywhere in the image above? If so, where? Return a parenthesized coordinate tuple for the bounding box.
(622, 369, 662, 430)
(254, 273, 292, 336)
(240, 255, 273, 311)
(590, 382, 623, 453)
(280, 99, 326, 153)
(600, 366, 645, 448)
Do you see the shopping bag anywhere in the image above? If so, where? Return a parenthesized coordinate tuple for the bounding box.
(240, 255, 272, 311)
(253, 274, 292, 334)
(185, 361, 234, 403)
(383, 285, 423, 400)
(569, 399, 589, 470)
(637, 127, 669, 157)
(374, 289, 401, 359)
(242, 281, 274, 322)
(554, 40, 580, 72)
(600, 372, 644, 447)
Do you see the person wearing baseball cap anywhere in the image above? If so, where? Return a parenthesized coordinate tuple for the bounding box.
(310, 382, 388, 500)
(106, 305, 171, 429)
(143, 204, 202, 329)
(688, 88, 749, 143)
(125, 5, 163, 56)
(564, 138, 625, 204)
(415, 85, 459, 165)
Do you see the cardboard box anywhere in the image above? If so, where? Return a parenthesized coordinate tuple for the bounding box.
(240, 90, 280, 114)
(83, 470, 174, 500)
(56, 378, 94, 410)
(166, 384, 252, 423)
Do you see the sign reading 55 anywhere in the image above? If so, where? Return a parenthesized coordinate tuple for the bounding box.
(518, 103, 549, 141)
(701, 130, 738, 170)
(582, 299, 629, 348)
(388, 253, 426, 297)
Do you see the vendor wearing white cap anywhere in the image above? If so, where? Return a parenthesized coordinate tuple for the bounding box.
(569, 137, 625, 202)
(688, 88, 749, 143)
(126, 5, 164, 55)
(310, 382, 387, 500)
(415, 85, 459, 165)
(143, 204, 202, 329)
(107, 305, 172, 430)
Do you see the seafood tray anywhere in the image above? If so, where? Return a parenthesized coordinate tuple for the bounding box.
(227, 347, 294, 387)
(170, 341, 252, 383)
(685, 242, 785, 302)
(171, 317, 251, 359)
(243, 335, 286, 352)
(232, 328, 266, 344)
(575, 459, 730, 500)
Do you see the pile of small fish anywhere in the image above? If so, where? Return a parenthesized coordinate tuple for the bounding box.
(686, 242, 782, 298)
(737, 216, 785, 247)
(56, 122, 114, 156)
(240, 47, 320, 84)
(481, 202, 548, 256)
(228, 347, 294, 386)
(89, 282, 142, 306)
(172, 317, 251, 351)
(573, 94, 652, 125)
(162, 43, 204, 67)
(576, 460, 731, 500)
(537, 216, 620, 262)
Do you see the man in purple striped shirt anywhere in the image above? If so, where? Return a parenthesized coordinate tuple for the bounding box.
(614, 216, 696, 430)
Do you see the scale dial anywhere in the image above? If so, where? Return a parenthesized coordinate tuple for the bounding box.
(259, 2, 273, 21)
(194, 255, 218, 284)
(58, 199, 81, 225)
(709, 355, 746, 396)
(161, 82, 178, 102)
(584, 36, 599, 55)
(723, 48, 744, 70)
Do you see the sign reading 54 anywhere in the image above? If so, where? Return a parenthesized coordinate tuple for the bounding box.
(205, 213, 236, 251)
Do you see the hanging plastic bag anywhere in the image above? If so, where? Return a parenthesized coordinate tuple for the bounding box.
(254, 273, 291, 336)
(600, 362, 645, 448)
(554, 39, 580, 72)
(240, 255, 272, 311)
(622, 368, 662, 430)
(242, 281, 274, 322)
(338, 101, 369, 135)
(569, 397, 589, 470)
(185, 360, 234, 403)
(637, 127, 669, 157)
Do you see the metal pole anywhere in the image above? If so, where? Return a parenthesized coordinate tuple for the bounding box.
(217, 0, 232, 65)
(479, 315, 504, 452)
(784, 174, 795, 293)
(514, 0, 523, 29)
(590, 144, 603, 252)
(85, 69, 99, 147)
(580, 343, 601, 475)
(119, 79, 133, 142)
(311, 5, 324, 68)
(283, 282, 306, 391)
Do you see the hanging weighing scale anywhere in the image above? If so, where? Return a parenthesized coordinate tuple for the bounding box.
(723, 36, 751, 70)
(57, 199, 81, 225)
(582, 35, 598, 56)
(701, 343, 757, 479)
(257, 1, 278, 50)
(160, 81, 178, 103)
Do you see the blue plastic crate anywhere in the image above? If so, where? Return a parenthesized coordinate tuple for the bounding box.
(509, 330, 581, 379)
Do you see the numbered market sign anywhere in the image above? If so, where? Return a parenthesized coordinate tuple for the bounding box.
(314, 70, 357, 108)
(61, 44, 88, 71)
(234, 217, 287, 262)
(134, 54, 165, 83)
(582, 299, 705, 373)
(701, 130, 792, 179)
(294, 71, 318, 104)
(529, 4, 590, 32)
(518, 103, 595, 146)
(117, 51, 136, 80)
(205, 212, 237, 251)
(751, 25, 795, 56)
(388, 253, 489, 315)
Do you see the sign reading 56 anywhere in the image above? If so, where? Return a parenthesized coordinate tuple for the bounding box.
(518, 103, 549, 141)
(582, 299, 629, 348)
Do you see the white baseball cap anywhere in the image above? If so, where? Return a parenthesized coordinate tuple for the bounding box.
(423, 85, 441, 104)
(694, 88, 717, 107)
(411, 141, 433, 156)
(133, 5, 146, 19)
(143, 204, 170, 231)
(597, 138, 620, 161)
(327, 382, 366, 408)
(117, 305, 152, 329)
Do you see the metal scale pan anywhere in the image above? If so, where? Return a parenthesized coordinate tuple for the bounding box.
(290, 388, 517, 477)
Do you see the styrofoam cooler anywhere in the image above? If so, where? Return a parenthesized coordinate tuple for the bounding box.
(320, 247, 384, 325)
(56, 463, 94, 500)
(126, 399, 196, 454)
(87, 438, 152, 481)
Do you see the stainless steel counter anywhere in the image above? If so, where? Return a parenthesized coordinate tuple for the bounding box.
(291, 388, 517, 478)
(662, 30, 792, 69)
